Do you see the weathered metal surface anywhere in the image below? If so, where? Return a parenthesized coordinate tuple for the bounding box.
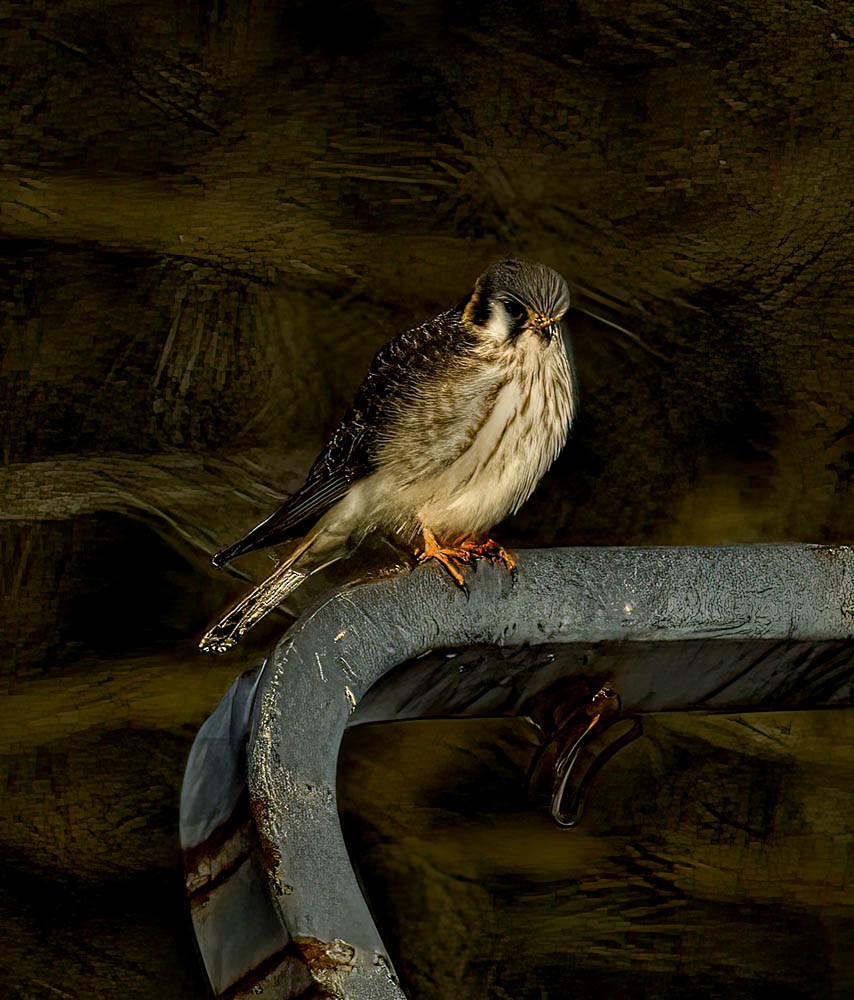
(181, 667, 264, 850)
(353, 635, 854, 725)
(251, 544, 853, 997)
(183, 544, 853, 999)
(190, 856, 300, 996)
(180, 665, 313, 997)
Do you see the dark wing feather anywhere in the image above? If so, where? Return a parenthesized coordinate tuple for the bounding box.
(213, 309, 471, 567)
(211, 474, 354, 567)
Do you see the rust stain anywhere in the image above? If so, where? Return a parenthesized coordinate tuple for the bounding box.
(184, 825, 252, 901)
(217, 945, 313, 1000)
(182, 791, 254, 896)
(250, 796, 283, 872)
(183, 818, 250, 878)
(519, 675, 596, 733)
(293, 936, 356, 1000)
(293, 935, 357, 972)
(291, 936, 358, 1000)
(587, 685, 621, 718)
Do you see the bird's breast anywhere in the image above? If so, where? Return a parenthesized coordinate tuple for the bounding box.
(408, 341, 575, 538)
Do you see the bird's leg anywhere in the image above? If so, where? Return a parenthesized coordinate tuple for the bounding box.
(416, 527, 475, 588)
(458, 535, 517, 573)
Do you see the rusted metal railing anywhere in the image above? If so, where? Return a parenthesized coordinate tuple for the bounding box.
(181, 544, 854, 999)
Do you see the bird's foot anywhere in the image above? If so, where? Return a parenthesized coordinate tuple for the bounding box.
(416, 528, 475, 588)
(459, 536, 517, 575)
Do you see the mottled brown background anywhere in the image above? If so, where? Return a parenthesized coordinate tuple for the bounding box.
(1, 0, 851, 997)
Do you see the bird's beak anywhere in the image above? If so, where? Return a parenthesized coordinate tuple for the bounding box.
(543, 321, 562, 344)
(530, 314, 562, 344)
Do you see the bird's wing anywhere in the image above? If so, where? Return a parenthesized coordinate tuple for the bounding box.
(213, 311, 470, 567)
(211, 473, 354, 567)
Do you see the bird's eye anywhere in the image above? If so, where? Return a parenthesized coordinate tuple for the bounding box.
(502, 298, 526, 322)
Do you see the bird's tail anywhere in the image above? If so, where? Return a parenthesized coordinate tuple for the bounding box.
(199, 524, 338, 654)
(198, 559, 309, 654)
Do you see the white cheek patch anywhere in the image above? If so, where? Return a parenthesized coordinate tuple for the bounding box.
(482, 301, 513, 343)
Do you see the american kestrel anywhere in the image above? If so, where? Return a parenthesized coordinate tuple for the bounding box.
(200, 258, 577, 653)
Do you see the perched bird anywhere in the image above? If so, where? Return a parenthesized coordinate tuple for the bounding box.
(199, 258, 577, 654)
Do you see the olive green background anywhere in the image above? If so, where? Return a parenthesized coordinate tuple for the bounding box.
(1, 0, 851, 997)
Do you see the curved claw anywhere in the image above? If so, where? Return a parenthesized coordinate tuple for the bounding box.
(416, 528, 473, 589)
(459, 536, 516, 573)
(415, 530, 516, 591)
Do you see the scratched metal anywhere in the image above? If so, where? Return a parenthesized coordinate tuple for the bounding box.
(238, 544, 853, 999)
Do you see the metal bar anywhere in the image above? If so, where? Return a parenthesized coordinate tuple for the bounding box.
(183, 544, 853, 999)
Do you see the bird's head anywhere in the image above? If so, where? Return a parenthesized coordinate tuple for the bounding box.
(461, 258, 570, 345)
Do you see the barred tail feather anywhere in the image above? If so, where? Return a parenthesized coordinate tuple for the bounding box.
(199, 563, 309, 654)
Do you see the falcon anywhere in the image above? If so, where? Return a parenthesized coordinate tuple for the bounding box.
(200, 258, 577, 653)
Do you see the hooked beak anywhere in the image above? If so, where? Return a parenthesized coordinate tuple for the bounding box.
(543, 320, 562, 344)
(529, 313, 563, 344)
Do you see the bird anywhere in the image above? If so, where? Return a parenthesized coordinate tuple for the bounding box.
(199, 258, 577, 654)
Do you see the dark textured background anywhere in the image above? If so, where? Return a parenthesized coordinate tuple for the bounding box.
(1, 0, 851, 996)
